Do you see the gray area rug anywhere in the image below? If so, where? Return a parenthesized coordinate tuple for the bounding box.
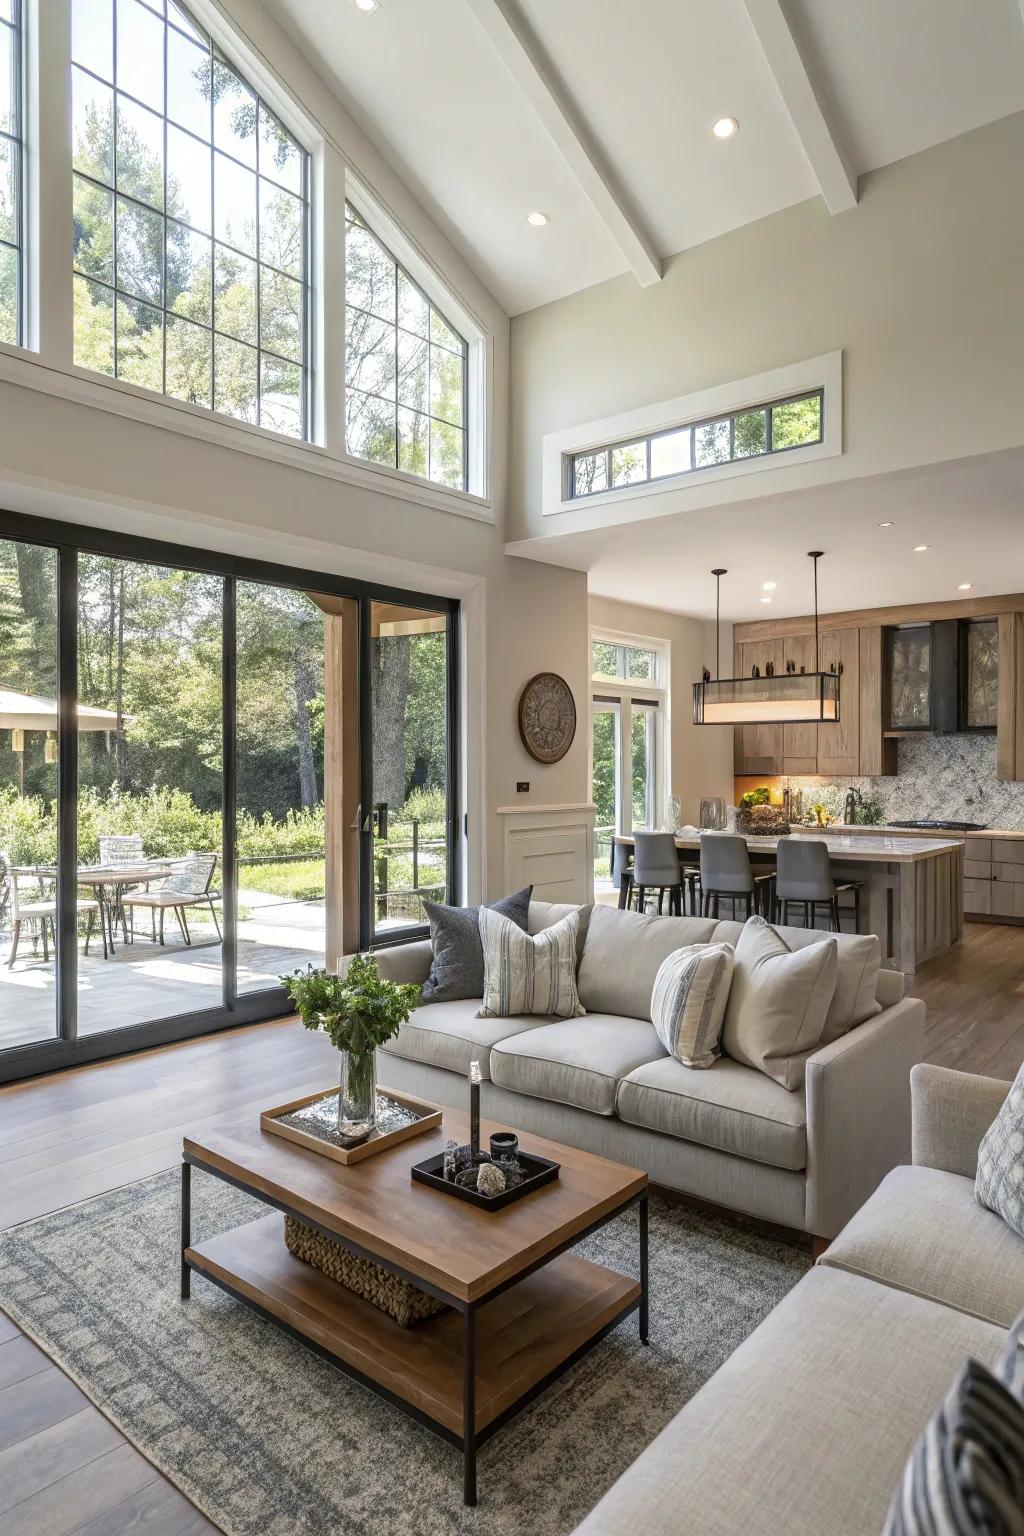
(0, 1171, 808, 1536)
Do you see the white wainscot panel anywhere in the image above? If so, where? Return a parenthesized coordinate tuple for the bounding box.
(496, 804, 596, 904)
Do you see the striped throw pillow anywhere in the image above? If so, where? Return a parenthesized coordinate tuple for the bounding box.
(477, 907, 584, 1020)
(883, 1359, 1024, 1536)
(651, 943, 735, 1069)
(976, 1060, 1024, 1239)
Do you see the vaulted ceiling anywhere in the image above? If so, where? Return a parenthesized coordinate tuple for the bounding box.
(273, 0, 1024, 315)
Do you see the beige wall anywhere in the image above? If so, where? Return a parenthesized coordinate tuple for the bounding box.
(509, 111, 1024, 543)
(588, 596, 733, 825)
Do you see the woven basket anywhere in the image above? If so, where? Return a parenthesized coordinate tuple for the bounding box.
(283, 1216, 446, 1329)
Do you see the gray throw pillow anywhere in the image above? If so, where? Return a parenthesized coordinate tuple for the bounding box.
(421, 887, 532, 1004)
(976, 1060, 1024, 1239)
(883, 1358, 1024, 1535)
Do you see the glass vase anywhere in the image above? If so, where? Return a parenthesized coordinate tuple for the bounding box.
(338, 1047, 377, 1138)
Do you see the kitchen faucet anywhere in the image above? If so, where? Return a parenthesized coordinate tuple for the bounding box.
(844, 787, 862, 825)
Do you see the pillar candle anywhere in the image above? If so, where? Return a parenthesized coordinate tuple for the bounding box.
(469, 1059, 481, 1162)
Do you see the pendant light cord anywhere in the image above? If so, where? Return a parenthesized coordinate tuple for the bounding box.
(711, 568, 726, 680)
(809, 551, 823, 673)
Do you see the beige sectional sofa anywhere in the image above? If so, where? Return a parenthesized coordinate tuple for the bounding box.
(377, 901, 925, 1240)
(573, 1064, 1024, 1536)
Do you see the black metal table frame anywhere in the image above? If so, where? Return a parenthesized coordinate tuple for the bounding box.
(180, 1154, 649, 1506)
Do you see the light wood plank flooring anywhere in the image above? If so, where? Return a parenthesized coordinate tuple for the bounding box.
(0, 920, 1021, 1535)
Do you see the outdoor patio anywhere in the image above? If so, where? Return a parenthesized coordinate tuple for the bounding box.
(0, 894, 328, 1051)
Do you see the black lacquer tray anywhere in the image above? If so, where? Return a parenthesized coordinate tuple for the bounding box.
(411, 1147, 560, 1210)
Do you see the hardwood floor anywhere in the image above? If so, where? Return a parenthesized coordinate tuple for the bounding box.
(0, 919, 1021, 1534)
(909, 919, 1024, 1078)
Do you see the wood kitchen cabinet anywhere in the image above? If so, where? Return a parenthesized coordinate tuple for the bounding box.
(733, 638, 783, 775)
(817, 627, 860, 777)
(780, 632, 818, 775)
(997, 612, 1024, 782)
(964, 837, 1024, 922)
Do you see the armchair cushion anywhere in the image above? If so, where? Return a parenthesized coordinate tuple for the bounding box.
(911, 1064, 1010, 1178)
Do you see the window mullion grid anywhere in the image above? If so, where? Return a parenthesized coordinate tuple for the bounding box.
(254, 98, 262, 428)
(112, 12, 119, 376)
(209, 58, 216, 413)
(161, 13, 168, 398)
(392, 257, 399, 472)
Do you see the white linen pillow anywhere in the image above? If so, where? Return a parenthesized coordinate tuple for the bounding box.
(721, 915, 838, 1090)
(650, 942, 735, 1069)
(477, 907, 584, 1020)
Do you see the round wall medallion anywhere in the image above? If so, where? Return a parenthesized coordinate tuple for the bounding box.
(518, 672, 577, 764)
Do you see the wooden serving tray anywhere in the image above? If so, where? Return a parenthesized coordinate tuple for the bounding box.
(260, 1087, 442, 1166)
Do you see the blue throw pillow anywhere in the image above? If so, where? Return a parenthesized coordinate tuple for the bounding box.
(421, 887, 532, 1004)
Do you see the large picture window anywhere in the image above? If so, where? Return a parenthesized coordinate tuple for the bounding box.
(345, 202, 468, 491)
(71, 0, 310, 437)
(0, 0, 23, 345)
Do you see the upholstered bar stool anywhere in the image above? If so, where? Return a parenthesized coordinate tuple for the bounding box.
(631, 832, 685, 916)
(611, 836, 635, 910)
(773, 838, 863, 932)
(698, 834, 773, 919)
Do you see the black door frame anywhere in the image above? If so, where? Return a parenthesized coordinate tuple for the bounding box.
(0, 508, 460, 1085)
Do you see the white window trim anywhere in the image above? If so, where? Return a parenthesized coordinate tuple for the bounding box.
(590, 628, 671, 868)
(4, 0, 494, 526)
(544, 352, 843, 520)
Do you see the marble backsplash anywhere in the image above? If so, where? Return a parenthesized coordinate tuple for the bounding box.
(788, 733, 1024, 830)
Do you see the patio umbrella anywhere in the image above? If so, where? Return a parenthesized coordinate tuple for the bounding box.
(0, 687, 130, 731)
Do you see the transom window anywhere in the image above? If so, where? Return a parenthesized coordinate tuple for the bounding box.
(0, 0, 23, 345)
(71, 0, 310, 438)
(345, 202, 468, 491)
(592, 639, 658, 683)
(570, 389, 823, 499)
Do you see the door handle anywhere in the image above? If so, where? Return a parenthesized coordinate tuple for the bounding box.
(350, 803, 363, 832)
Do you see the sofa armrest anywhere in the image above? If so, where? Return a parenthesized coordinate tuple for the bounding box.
(366, 941, 433, 986)
(804, 997, 924, 1239)
(910, 1063, 1009, 1178)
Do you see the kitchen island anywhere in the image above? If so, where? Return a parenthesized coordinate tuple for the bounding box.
(613, 831, 964, 973)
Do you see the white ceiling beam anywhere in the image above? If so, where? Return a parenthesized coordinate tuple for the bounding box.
(741, 0, 858, 214)
(463, 0, 662, 287)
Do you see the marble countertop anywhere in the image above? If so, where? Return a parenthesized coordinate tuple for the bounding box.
(810, 823, 1024, 841)
(615, 831, 963, 863)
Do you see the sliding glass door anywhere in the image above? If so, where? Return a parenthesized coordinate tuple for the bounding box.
(0, 511, 459, 1084)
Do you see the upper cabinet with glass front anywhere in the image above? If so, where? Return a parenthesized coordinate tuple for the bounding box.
(345, 203, 468, 491)
(71, 0, 310, 437)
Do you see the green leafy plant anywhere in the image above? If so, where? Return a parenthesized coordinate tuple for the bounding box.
(281, 954, 420, 1056)
(739, 786, 771, 810)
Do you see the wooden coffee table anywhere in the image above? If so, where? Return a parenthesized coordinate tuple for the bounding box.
(180, 1109, 648, 1505)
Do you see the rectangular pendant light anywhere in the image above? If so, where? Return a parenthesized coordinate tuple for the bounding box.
(692, 552, 841, 726)
(692, 671, 840, 725)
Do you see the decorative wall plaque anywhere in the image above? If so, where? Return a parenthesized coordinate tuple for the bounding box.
(517, 672, 577, 764)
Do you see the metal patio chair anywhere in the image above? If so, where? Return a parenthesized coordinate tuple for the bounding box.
(121, 852, 222, 946)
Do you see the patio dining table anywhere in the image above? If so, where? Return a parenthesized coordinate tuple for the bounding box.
(12, 860, 176, 956)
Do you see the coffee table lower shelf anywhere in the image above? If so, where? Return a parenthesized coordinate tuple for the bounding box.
(184, 1211, 641, 1500)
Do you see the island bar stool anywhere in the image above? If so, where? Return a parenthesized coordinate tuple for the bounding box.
(611, 836, 634, 910)
(773, 838, 864, 932)
(698, 834, 774, 919)
(630, 831, 685, 916)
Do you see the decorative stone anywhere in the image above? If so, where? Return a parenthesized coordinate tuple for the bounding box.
(476, 1162, 506, 1197)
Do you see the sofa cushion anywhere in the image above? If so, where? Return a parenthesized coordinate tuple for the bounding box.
(380, 999, 551, 1080)
(577, 904, 718, 1021)
(490, 1016, 666, 1116)
(721, 916, 838, 1090)
(713, 916, 882, 1042)
(478, 908, 584, 1020)
(572, 1267, 1005, 1536)
(976, 1059, 1024, 1239)
(616, 1056, 807, 1171)
(421, 886, 532, 1004)
(820, 1164, 1024, 1329)
(651, 942, 735, 1069)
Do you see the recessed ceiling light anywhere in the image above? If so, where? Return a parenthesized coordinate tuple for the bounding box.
(527, 210, 549, 227)
(879, 521, 894, 528)
(957, 583, 973, 590)
(712, 117, 738, 139)
(760, 597, 772, 604)
(912, 545, 929, 552)
(762, 581, 777, 591)
(352, 0, 379, 12)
